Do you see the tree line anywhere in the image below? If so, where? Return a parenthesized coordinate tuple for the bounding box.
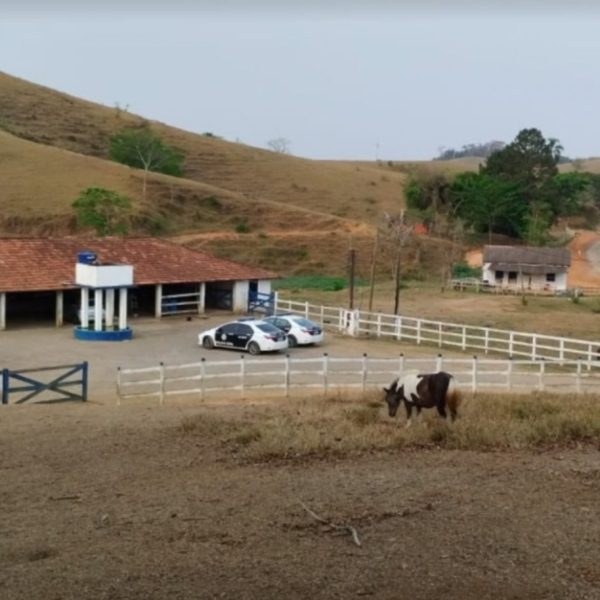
(408, 128, 600, 245)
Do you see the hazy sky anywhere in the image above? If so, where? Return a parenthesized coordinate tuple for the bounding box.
(1, 2, 600, 160)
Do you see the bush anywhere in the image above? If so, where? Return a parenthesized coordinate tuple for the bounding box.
(452, 263, 482, 279)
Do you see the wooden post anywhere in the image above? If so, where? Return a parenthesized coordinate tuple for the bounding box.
(559, 339, 565, 365)
(436, 354, 442, 372)
(438, 322, 442, 348)
(116, 367, 122, 406)
(399, 354, 405, 377)
(361, 353, 368, 392)
(484, 328, 489, 355)
(55, 291, 63, 327)
(348, 248, 356, 310)
(462, 326, 467, 351)
(200, 358, 206, 400)
(472, 356, 478, 392)
(323, 353, 329, 395)
(509, 331, 514, 356)
(576, 360, 582, 394)
(159, 362, 165, 405)
(285, 354, 291, 398)
(155, 284, 163, 318)
(538, 360, 545, 391)
(531, 335, 537, 360)
(396, 316, 402, 341)
(240, 355, 245, 399)
(416, 319, 422, 345)
(367, 231, 379, 313)
(507, 358, 513, 391)
(376, 313, 382, 337)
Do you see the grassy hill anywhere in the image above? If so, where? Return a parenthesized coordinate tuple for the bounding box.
(0, 70, 469, 277)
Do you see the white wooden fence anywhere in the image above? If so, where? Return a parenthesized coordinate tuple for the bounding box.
(117, 354, 600, 404)
(274, 297, 600, 364)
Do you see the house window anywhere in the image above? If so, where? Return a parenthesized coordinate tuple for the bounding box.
(508, 271, 517, 282)
(495, 270, 504, 281)
(546, 273, 556, 282)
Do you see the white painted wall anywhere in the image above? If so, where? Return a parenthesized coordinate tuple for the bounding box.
(482, 263, 568, 291)
(257, 280, 272, 295)
(76, 263, 133, 288)
(232, 280, 250, 312)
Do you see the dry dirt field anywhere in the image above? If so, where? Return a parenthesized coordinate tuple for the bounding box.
(1, 397, 600, 600)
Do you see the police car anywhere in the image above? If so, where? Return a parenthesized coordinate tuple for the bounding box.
(263, 313, 324, 347)
(198, 318, 288, 355)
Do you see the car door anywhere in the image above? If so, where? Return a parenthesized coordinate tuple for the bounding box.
(233, 323, 253, 349)
(215, 323, 237, 348)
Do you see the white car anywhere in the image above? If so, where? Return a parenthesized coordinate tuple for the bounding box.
(198, 318, 288, 355)
(264, 313, 324, 347)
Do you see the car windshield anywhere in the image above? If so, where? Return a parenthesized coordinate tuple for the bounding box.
(257, 323, 281, 334)
(293, 318, 317, 328)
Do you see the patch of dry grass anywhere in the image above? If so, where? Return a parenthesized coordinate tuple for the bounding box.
(179, 392, 600, 461)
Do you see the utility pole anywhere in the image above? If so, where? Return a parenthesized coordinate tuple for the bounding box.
(368, 231, 379, 313)
(348, 249, 356, 310)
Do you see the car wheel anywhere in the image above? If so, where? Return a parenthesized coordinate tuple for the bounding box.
(202, 336, 214, 349)
(248, 341, 261, 356)
(288, 335, 298, 348)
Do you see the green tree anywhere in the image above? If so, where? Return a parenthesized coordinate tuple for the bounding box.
(72, 187, 132, 235)
(109, 127, 184, 198)
(450, 172, 525, 241)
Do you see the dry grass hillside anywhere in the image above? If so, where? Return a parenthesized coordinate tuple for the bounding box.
(0, 71, 406, 223)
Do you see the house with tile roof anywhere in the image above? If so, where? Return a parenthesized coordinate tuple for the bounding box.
(0, 237, 277, 330)
(482, 245, 571, 292)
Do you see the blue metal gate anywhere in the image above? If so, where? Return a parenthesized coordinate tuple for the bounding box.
(1, 362, 88, 405)
(248, 291, 275, 315)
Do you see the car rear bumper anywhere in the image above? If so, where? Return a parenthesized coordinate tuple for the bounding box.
(258, 339, 288, 352)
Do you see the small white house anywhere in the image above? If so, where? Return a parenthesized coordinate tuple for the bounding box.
(482, 245, 571, 292)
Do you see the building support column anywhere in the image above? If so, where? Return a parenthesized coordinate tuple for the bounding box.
(55, 291, 64, 327)
(155, 284, 163, 318)
(232, 280, 250, 313)
(94, 289, 103, 332)
(0, 292, 6, 331)
(80, 288, 89, 329)
(105, 288, 115, 330)
(198, 282, 206, 315)
(119, 288, 128, 330)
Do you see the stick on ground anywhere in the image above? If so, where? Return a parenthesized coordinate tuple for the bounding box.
(298, 499, 362, 547)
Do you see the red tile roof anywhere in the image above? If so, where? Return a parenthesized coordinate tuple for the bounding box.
(0, 237, 278, 292)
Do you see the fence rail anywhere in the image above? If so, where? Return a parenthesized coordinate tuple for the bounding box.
(274, 297, 600, 364)
(117, 354, 600, 404)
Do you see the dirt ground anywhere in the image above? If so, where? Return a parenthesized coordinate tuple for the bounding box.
(1, 400, 599, 600)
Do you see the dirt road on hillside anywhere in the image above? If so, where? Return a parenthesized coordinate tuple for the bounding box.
(568, 230, 600, 288)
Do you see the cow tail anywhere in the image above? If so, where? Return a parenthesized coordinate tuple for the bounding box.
(446, 377, 462, 414)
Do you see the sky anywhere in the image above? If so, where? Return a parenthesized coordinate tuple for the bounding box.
(1, 1, 600, 160)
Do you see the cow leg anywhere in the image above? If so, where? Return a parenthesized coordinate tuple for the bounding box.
(436, 402, 447, 419)
(404, 402, 413, 428)
(449, 406, 458, 422)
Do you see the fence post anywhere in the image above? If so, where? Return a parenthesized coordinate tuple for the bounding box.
(509, 331, 514, 357)
(576, 359, 582, 394)
(240, 355, 245, 399)
(200, 358, 206, 401)
(285, 354, 291, 398)
(587, 344, 593, 371)
(461, 327, 466, 351)
(320, 305, 324, 326)
(396, 316, 402, 341)
(506, 357, 513, 391)
(81, 361, 88, 402)
(159, 362, 165, 405)
(472, 356, 478, 392)
(398, 353, 405, 377)
(323, 353, 329, 395)
(538, 360, 545, 391)
(559, 339, 565, 366)
(1, 368, 8, 405)
(304, 301, 309, 319)
(116, 366, 121, 406)
(361, 353, 368, 392)
(438, 323, 442, 348)
(435, 354, 442, 372)
(484, 328, 489, 355)
(416, 320, 422, 345)
(377, 313, 382, 337)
